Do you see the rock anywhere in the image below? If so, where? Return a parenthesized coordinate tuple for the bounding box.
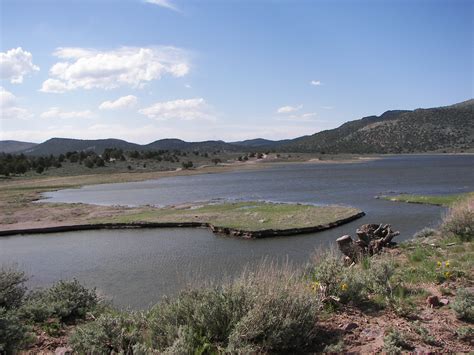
(341, 322, 359, 332)
(439, 298, 450, 306)
(426, 295, 440, 308)
(360, 327, 382, 340)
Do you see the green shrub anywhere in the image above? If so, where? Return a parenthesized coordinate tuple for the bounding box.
(227, 287, 318, 352)
(70, 311, 147, 354)
(19, 290, 55, 323)
(149, 265, 320, 353)
(367, 259, 396, 298)
(411, 321, 438, 346)
(0, 307, 32, 353)
(20, 279, 98, 323)
(456, 326, 473, 342)
(383, 329, 411, 354)
(310, 251, 365, 304)
(149, 285, 251, 352)
(0, 267, 27, 310)
(451, 288, 474, 322)
(47, 280, 98, 321)
(441, 197, 474, 241)
(159, 325, 215, 354)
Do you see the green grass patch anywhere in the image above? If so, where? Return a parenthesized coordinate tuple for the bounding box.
(380, 192, 474, 206)
(93, 201, 362, 232)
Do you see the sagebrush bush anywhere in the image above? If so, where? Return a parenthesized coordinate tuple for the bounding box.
(21, 279, 98, 323)
(227, 287, 318, 352)
(441, 197, 474, 241)
(451, 288, 474, 322)
(149, 285, 250, 351)
(70, 311, 147, 354)
(0, 307, 32, 353)
(310, 250, 376, 305)
(48, 279, 98, 321)
(19, 290, 55, 323)
(456, 326, 473, 342)
(0, 267, 27, 310)
(367, 259, 396, 298)
(148, 265, 320, 353)
(383, 329, 411, 354)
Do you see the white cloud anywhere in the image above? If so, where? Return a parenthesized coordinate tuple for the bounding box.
(321, 105, 334, 110)
(99, 95, 138, 110)
(276, 105, 302, 114)
(310, 80, 321, 86)
(39, 79, 70, 94)
(275, 112, 320, 122)
(0, 87, 32, 120)
(139, 98, 214, 121)
(144, 0, 179, 11)
(0, 47, 39, 84)
(279, 112, 320, 122)
(184, 83, 192, 89)
(0, 87, 16, 107)
(299, 112, 317, 119)
(40, 107, 95, 119)
(40, 46, 190, 93)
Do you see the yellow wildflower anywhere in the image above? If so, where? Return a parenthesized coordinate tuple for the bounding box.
(444, 271, 451, 278)
(445, 261, 450, 268)
(341, 283, 348, 291)
(310, 281, 320, 292)
(437, 261, 442, 267)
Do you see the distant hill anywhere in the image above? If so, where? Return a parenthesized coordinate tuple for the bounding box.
(144, 139, 240, 152)
(0, 140, 38, 153)
(20, 138, 242, 156)
(12, 99, 474, 156)
(280, 99, 474, 153)
(231, 138, 291, 148)
(22, 138, 142, 156)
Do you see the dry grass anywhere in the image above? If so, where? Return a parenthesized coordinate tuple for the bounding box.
(441, 196, 474, 241)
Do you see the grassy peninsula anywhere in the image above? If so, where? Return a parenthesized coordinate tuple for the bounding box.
(379, 191, 474, 206)
(0, 166, 363, 236)
(92, 201, 363, 233)
(1, 195, 473, 353)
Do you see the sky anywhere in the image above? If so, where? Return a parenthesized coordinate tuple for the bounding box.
(0, 0, 472, 144)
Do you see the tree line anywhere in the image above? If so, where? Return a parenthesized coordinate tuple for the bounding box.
(0, 148, 222, 176)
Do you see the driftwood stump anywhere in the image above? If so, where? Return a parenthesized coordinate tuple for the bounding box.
(336, 223, 400, 263)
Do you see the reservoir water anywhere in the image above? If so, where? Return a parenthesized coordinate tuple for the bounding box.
(1, 155, 473, 308)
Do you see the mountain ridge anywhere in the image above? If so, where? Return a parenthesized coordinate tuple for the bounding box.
(2, 99, 472, 155)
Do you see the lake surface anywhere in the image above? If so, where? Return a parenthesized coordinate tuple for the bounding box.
(1, 155, 473, 308)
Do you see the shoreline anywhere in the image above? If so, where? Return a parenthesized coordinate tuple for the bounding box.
(0, 157, 370, 235)
(1, 153, 466, 235)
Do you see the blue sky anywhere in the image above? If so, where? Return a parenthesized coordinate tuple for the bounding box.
(0, 0, 472, 143)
